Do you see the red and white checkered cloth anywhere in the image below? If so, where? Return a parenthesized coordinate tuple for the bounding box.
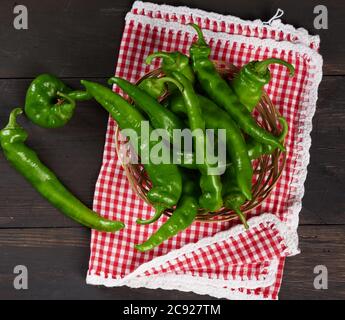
(86, 1, 323, 299)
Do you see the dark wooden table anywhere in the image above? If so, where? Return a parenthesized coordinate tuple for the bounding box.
(0, 0, 344, 300)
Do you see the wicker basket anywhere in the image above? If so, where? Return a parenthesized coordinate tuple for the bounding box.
(114, 63, 287, 223)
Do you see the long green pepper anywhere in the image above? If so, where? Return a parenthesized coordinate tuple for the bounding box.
(109, 77, 184, 144)
(0, 108, 124, 232)
(171, 71, 223, 211)
(189, 24, 285, 151)
(135, 172, 200, 252)
(222, 116, 288, 227)
(81, 80, 182, 224)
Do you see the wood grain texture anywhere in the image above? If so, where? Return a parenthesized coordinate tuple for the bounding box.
(281, 226, 345, 300)
(0, 226, 343, 299)
(0, 0, 343, 77)
(299, 76, 345, 225)
(0, 0, 344, 300)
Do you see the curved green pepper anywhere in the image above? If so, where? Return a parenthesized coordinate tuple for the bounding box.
(171, 71, 223, 211)
(0, 108, 125, 232)
(222, 116, 288, 228)
(135, 172, 199, 252)
(247, 116, 289, 159)
(231, 58, 295, 112)
(108, 77, 184, 143)
(25, 74, 92, 128)
(81, 80, 182, 225)
(134, 71, 223, 211)
(189, 24, 285, 152)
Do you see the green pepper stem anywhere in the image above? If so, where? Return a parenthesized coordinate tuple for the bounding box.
(67, 90, 92, 101)
(254, 58, 295, 76)
(145, 52, 176, 65)
(57, 91, 76, 108)
(189, 23, 207, 46)
(189, 23, 207, 45)
(6, 108, 23, 129)
(136, 205, 165, 225)
(233, 208, 249, 229)
(108, 77, 118, 86)
(156, 77, 184, 93)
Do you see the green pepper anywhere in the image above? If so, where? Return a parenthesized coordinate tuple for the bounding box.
(169, 93, 253, 201)
(0, 108, 124, 232)
(135, 172, 199, 252)
(171, 71, 223, 211)
(25, 74, 92, 128)
(81, 80, 182, 224)
(189, 24, 285, 152)
(231, 58, 295, 112)
(108, 77, 184, 143)
(247, 116, 289, 159)
(222, 168, 248, 228)
(146, 51, 195, 84)
(222, 116, 288, 227)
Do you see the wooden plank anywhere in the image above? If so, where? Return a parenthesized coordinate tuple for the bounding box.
(0, 226, 343, 299)
(0, 227, 215, 300)
(0, 0, 128, 78)
(300, 75, 345, 224)
(0, 0, 342, 78)
(280, 225, 345, 299)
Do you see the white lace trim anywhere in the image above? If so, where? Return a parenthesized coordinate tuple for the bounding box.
(87, 214, 297, 299)
(123, 214, 299, 282)
(87, 259, 279, 290)
(88, 3, 323, 300)
(87, 264, 278, 300)
(132, 1, 320, 48)
(126, 12, 321, 62)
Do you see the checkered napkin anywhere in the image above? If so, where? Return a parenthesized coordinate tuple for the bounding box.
(86, 1, 323, 300)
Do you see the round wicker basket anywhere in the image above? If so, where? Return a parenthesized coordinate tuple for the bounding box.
(114, 63, 287, 223)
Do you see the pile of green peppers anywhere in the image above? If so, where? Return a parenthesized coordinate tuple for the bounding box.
(0, 24, 293, 251)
